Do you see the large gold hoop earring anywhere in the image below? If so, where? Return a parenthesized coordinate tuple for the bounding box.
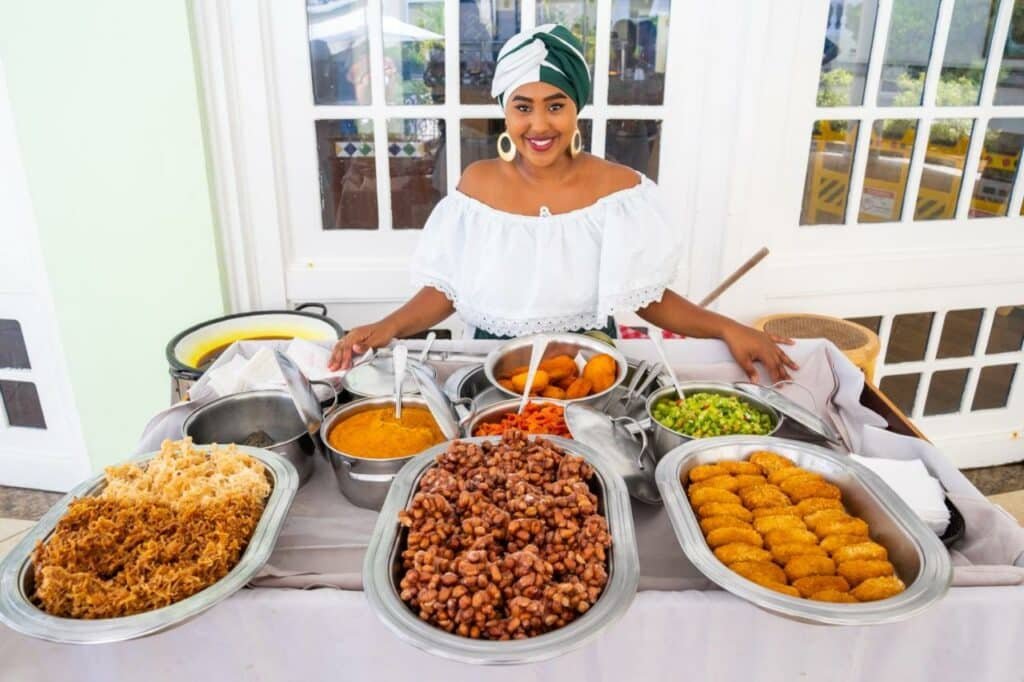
(570, 128, 583, 158)
(497, 132, 517, 162)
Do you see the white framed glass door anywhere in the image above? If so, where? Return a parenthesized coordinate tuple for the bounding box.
(724, 0, 1024, 467)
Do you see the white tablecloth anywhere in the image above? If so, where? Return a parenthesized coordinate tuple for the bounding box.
(4, 587, 1023, 682)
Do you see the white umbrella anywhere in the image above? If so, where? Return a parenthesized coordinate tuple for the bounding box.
(310, 11, 443, 52)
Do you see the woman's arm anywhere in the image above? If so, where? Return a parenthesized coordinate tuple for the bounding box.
(637, 289, 798, 382)
(328, 287, 455, 370)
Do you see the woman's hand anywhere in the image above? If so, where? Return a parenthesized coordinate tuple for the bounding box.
(328, 321, 397, 371)
(721, 323, 799, 384)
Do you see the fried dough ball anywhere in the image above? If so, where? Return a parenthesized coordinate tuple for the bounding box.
(780, 477, 842, 502)
(705, 527, 764, 549)
(729, 560, 786, 586)
(688, 487, 742, 508)
(499, 379, 516, 392)
(720, 461, 763, 476)
(582, 354, 617, 393)
(689, 475, 740, 493)
(771, 543, 828, 564)
(763, 528, 819, 548)
(754, 515, 807, 534)
(713, 543, 772, 564)
(689, 464, 729, 483)
(768, 468, 820, 486)
(850, 575, 906, 602)
(832, 542, 888, 564)
(700, 516, 753, 535)
(556, 374, 578, 390)
(784, 555, 837, 581)
(564, 377, 593, 399)
(752, 506, 801, 519)
(538, 355, 578, 382)
(815, 517, 869, 539)
(837, 560, 895, 586)
(795, 497, 845, 517)
(511, 369, 549, 394)
(819, 534, 871, 554)
(810, 590, 859, 603)
(733, 474, 768, 490)
(697, 503, 752, 522)
(763, 582, 801, 598)
(739, 485, 791, 509)
(792, 575, 850, 597)
(748, 451, 796, 473)
(540, 385, 567, 400)
(804, 509, 851, 532)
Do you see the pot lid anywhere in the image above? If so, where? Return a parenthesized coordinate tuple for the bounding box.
(407, 363, 461, 440)
(564, 403, 661, 505)
(732, 382, 843, 446)
(274, 351, 323, 435)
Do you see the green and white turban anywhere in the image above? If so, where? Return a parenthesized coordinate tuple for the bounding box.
(491, 24, 591, 113)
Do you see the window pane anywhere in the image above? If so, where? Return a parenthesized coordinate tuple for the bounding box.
(923, 368, 969, 415)
(537, 0, 597, 104)
(937, 308, 984, 358)
(914, 118, 974, 220)
(987, 305, 1024, 353)
(461, 0, 521, 104)
(608, 1, 671, 105)
(382, 4, 446, 105)
(972, 363, 1017, 410)
(0, 320, 30, 370)
(315, 119, 378, 230)
(969, 118, 1024, 217)
(878, 0, 941, 106)
(389, 119, 445, 230)
(846, 315, 883, 335)
(459, 118, 593, 171)
(859, 119, 918, 222)
(879, 373, 921, 414)
(937, 0, 999, 106)
(606, 120, 661, 180)
(886, 311, 934, 363)
(801, 120, 860, 226)
(994, 0, 1024, 104)
(0, 380, 46, 429)
(307, 0, 372, 105)
(818, 0, 880, 106)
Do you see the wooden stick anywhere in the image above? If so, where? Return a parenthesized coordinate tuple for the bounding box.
(698, 247, 769, 308)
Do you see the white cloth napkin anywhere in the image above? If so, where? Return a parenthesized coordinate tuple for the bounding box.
(193, 339, 343, 402)
(851, 454, 951, 534)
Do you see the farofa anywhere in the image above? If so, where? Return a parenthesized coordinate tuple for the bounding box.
(32, 439, 270, 619)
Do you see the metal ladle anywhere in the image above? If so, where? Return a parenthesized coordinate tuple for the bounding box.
(392, 344, 408, 419)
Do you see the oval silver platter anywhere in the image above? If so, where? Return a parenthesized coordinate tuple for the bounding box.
(364, 435, 639, 665)
(0, 444, 298, 644)
(655, 435, 951, 625)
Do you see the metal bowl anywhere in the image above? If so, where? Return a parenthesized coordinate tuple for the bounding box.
(363, 435, 640, 665)
(343, 356, 436, 400)
(644, 382, 782, 461)
(183, 390, 321, 486)
(463, 397, 567, 437)
(655, 436, 952, 625)
(484, 333, 628, 405)
(0, 445, 297, 644)
(320, 396, 446, 510)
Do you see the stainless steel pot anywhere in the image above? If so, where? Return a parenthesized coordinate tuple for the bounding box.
(644, 382, 782, 461)
(483, 333, 628, 406)
(182, 389, 328, 486)
(463, 397, 566, 436)
(320, 396, 446, 510)
(342, 356, 437, 399)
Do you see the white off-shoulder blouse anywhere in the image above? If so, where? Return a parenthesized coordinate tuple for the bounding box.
(409, 174, 686, 337)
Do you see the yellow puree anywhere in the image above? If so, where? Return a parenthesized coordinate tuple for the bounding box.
(328, 406, 444, 460)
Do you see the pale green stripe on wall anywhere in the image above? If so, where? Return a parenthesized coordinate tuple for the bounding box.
(0, 1, 225, 471)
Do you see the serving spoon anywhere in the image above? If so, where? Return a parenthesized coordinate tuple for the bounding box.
(517, 337, 549, 414)
(392, 344, 408, 420)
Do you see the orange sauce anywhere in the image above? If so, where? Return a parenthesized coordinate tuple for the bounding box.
(328, 406, 444, 460)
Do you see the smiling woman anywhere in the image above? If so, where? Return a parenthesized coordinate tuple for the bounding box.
(329, 23, 796, 383)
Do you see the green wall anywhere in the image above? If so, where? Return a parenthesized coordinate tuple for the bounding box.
(0, 2, 225, 471)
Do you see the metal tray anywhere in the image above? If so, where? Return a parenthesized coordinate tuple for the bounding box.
(0, 445, 298, 644)
(445, 361, 660, 420)
(655, 436, 951, 625)
(363, 435, 640, 665)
